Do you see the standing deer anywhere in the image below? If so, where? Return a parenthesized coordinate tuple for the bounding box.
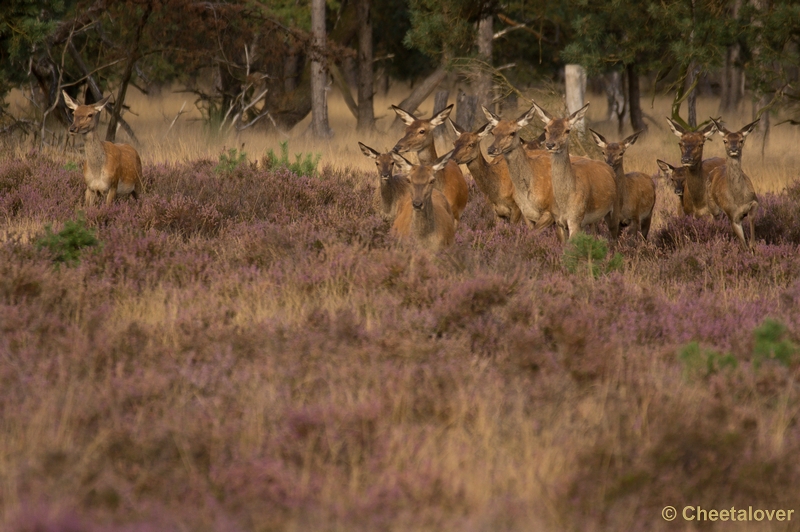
(589, 129, 656, 239)
(666, 118, 725, 217)
(448, 120, 522, 224)
(392, 104, 469, 223)
(390, 151, 456, 251)
(656, 160, 692, 216)
(62, 91, 143, 206)
(706, 117, 760, 251)
(482, 106, 556, 230)
(357, 142, 410, 222)
(529, 102, 619, 242)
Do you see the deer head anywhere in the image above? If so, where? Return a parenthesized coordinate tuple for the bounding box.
(589, 129, 643, 170)
(358, 142, 395, 180)
(391, 150, 454, 210)
(449, 119, 492, 164)
(656, 159, 688, 197)
(484, 105, 539, 156)
(63, 91, 111, 135)
(709, 117, 760, 159)
(392, 104, 453, 154)
(531, 102, 590, 154)
(666, 118, 716, 166)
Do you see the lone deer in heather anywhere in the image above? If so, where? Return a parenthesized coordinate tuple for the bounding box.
(530, 102, 619, 242)
(666, 118, 725, 217)
(62, 91, 143, 206)
(358, 142, 410, 222)
(448, 119, 522, 224)
(482, 106, 556, 230)
(390, 150, 456, 250)
(392, 104, 468, 223)
(706, 117, 761, 251)
(589, 129, 656, 239)
(656, 160, 692, 216)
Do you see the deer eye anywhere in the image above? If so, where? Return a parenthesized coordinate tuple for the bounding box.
(418, 129, 425, 135)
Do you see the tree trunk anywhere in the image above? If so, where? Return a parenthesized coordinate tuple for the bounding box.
(564, 64, 587, 134)
(311, 0, 333, 138)
(604, 71, 624, 124)
(284, 50, 299, 93)
(627, 63, 646, 132)
(475, 14, 493, 111)
(356, 0, 374, 131)
(456, 89, 477, 130)
(390, 65, 447, 130)
(685, 63, 698, 128)
(106, 1, 152, 142)
(432, 90, 449, 146)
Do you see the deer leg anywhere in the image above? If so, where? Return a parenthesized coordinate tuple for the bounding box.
(731, 219, 748, 250)
(84, 188, 97, 207)
(555, 222, 567, 243)
(640, 215, 652, 240)
(105, 187, 117, 205)
(534, 211, 555, 233)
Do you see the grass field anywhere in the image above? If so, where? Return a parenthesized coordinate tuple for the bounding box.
(1, 84, 800, 531)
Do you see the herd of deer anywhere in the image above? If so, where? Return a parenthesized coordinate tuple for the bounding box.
(359, 101, 762, 252)
(60, 90, 761, 253)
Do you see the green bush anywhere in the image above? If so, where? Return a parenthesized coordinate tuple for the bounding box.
(678, 341, 738, 380)
(36, 213, 101, 265)
(264, 141, 321, 177)
(562, 232, 623, 278)
(752, 318, 797, 369)
(215, 147, 248, 175)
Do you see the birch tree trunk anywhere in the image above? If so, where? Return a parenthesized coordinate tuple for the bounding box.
(311, 0, 333, 138)
(356, 0, 374, 131)
(565, 64, 586, 133)
(475, 14, 493, 111)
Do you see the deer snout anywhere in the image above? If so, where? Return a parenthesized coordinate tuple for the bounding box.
(69, 124, 78, 134)
(545, 142, 556, 150)
(412, 200, 423, 210)
(487, 145, 499, 156)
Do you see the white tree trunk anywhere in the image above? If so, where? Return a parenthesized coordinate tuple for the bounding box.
(476, 14, 493, 111)
(565, 64, 587, 133)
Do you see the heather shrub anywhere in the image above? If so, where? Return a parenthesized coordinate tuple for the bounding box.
(35, 213, 100, 265)
(148, 193, 224, 239)
(562, 232, 623, 277)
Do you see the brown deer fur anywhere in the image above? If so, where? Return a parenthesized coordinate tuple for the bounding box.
(448, 119, 522, 224)
(392, 104, 468, 223)
(589, 129, 656, 239)
(707, 117, 760, 251)
(483, 106, 557, 231)
(62, 91, 143, 207)
(666, 118, 725, 217)
(656, 160, 693, 216)
(358, 142, 410, 222)
(530, 102, 619, 242)
(390, 151, 456, 250)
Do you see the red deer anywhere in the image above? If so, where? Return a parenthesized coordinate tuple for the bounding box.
(482, 106, 556, 231)
(392, 104, 468, 223)
(390, 151, 456, 251)
(666, 118, 725, 217)
(707, 117, 761, 251)
(358, 142, 410, 222)
(589, 129, 656, 239)
(656, 160, 693, 216)
(62, 91, 143, 206)
(448, 119, 522, 224)
(529, 102, 619, 242)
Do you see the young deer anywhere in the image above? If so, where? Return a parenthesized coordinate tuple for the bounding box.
(358, 142, 410, 222)
(482, 106, 556, 231)
(448, 120, 522, 224)
(589, 129, 656, 239)
(392, 104, 469, 223)
(530, 102, 619, 242)
(656, 159, 693, 216)
(706, 117, 761, 251)
(390, 151, 456, 250)
(62, 91, 143, 206)
(666, 118, 725, 217)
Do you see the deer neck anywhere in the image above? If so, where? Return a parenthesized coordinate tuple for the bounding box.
(83, 129, 107, 177)
(466, 151, 499, 197)
(380, 176, 406, 216)
(411, 196, 436, 238)
(416, 141, 438, 165)
(612, 161, 627, 196)
(549, 145, 577, 205)
(501, 140, 532, 198)
(685, 158, 707, 207)
(724, 153, 745, 185)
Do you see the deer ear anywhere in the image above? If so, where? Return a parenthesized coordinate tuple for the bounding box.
(568, 103, 590, 127)
(701, 120, 717, 138)
(666, 118, 686, 138)
(430, 104, 453, 127)
(432, 150, 454, 172)
(623, 130, 642, 148)
(390, 151, 414, 174)
(448, 118, 464, 137)
(588, 128, 607, 148)
(476, 122, 492, 139)
(482, 105, 500, 126)
(656, 159, 674, 174)
(740, 118, 760, 138)
(392, 105, 416, 125)
(530, 101, 552, 124)
(93, 95, 111, 112)
(358, 142, 379, 159)
(62, 91, 79, 110)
